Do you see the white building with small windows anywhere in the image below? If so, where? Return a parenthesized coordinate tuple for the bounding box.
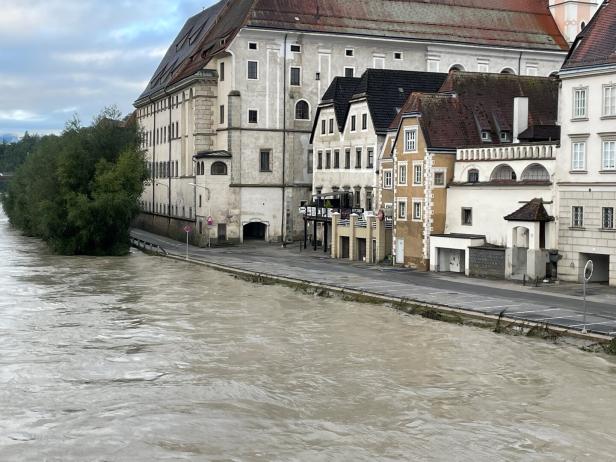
(555, 0, 616, 286)
(133, 0, 570, 245)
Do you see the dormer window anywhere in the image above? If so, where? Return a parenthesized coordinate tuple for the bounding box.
(481, 131, 491, 142)
(500, 131, 510, 142)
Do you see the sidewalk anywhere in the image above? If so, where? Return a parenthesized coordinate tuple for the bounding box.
(131, 228, 616, 338)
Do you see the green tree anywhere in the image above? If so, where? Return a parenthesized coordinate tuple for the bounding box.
(1, 107, 147, 256)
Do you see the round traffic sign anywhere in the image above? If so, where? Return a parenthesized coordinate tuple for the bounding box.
(183, 225, 192, 233)
(584, 260, 594, 282)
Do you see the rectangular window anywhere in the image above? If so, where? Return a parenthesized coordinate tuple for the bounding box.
(333, 149, 340, 168)
(325, 150, 331, 169)
(603, 207, 615, 229)
(317, 151, 323, 170)
(345, 48, 354, 57)
(398, 164, 407, 185)
(572, 141, 586, 171)
(355, 148, 362, 169)
(290, 67, 301, 86)
(526, 65, 538, 76)
(462, 207, 473, 226)
(219, 105, 225, 124)
(394, 52, 403, 60)
(412, 200, 422, 221)
(572, 206, 584, 228)
(354, 189, 361, 208)
(604, 85, 616, 116)
(247, 60, 258, 79)
(260, 149, 271, 172)
(350, 115, 356, 131)
(344, 149, 351, 169)
(373, 57, 384, 69)
(307, 149, 313, 174)
(248, 109, 258, 124)
(602, 140, 616, 170)
(362, 113, 367, 130)
(367, 148, 374, 169)
(220, 62, 225, 81)
(573, 88, 587, 118)
(404, 128, 417, 152)
(248, 42, 257, 50)
(434, 171, 445, 186)
(366, 191, 373, 211)
(344, 67, 354, 77)
(383, 169, 393, 189)
(290, 44, 301, 53)
(413, 164, 422, 185)
(329, 118, 334, 134)
(397, 199, 407, 220)
(321, 119, 326, 135)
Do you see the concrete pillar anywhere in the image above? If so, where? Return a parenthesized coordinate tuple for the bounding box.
(375, 218, 385, 262)
(349, 213, 358, 261)
(331, 213, 340, 258)
(366, 216, 375, 263)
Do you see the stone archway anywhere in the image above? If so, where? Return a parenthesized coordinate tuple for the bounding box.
(243, 221, 267, 240)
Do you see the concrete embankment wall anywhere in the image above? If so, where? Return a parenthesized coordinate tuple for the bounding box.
(133, 213, 202, 246)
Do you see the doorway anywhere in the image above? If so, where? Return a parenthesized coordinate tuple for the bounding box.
(243, 222, 267, 240)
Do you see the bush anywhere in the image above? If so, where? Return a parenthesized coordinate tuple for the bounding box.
(1, 108, 147, 255)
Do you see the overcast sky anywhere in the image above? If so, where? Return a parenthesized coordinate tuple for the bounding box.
(1, 0, 216, 137)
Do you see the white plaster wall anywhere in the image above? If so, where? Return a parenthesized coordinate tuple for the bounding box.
(454, 158, 556, 183)
(445, 185, 556, 248)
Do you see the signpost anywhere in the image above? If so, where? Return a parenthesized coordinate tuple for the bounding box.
(183, 225, 192, 260)
(582, 259, 594, 333)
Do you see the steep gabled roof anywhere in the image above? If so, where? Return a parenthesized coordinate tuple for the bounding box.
(136, 0, 568, 105)
(391, 71, 559, 149)
(321, 76, 362, 132)
(353, 70, 448, 134)
(505, 198, 554, 222)
(248, 0, 568, 51)
(562, 0, 616, 70)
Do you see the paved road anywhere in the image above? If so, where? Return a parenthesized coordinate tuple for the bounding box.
(131, 229, 616, 337)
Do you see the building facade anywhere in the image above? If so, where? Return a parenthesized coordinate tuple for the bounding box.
(556, 0, 616, 285)
(134, 0, 569, 245)
(388, 72, 560, 271)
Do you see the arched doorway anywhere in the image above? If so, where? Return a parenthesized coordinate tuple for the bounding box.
(243, 222, 267, 240)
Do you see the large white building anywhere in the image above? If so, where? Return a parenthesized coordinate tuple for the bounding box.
(556, 0, 616, 286)
(134, 0, 570, 245)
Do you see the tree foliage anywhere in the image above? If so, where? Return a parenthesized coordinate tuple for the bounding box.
(1, 108, 147, 255)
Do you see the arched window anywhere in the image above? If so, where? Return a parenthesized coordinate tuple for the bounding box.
(491, 164, 517, 181)
(521, 163, 550, 181)
(500, 68, 516, 75)
(468, 168, 479, 183)
(211, 161, 228, 175)
(449, 64, 465, 72)
(295, 100, 310, 120)
(201, 162, 205, 175)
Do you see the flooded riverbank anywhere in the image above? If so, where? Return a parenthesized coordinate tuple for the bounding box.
(1, 210, 616, 461)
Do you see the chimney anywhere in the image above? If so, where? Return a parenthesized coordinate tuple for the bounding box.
(513, 97, 528, 143)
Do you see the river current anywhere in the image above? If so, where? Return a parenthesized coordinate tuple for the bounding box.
(1, 209, 616, 461)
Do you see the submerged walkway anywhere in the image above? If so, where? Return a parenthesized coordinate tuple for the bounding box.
(131, 229, 616, 339)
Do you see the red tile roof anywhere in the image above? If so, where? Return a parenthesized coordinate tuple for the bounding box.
(562, 0, 616, 70)
(136, 0, 568, 104)
(505, 198, 554, 222)
(390, 71, 559, 150)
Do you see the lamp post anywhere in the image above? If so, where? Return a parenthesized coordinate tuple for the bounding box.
(189, 183, 211, 247)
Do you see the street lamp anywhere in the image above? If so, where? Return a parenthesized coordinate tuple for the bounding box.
(189, 182, 212, 247)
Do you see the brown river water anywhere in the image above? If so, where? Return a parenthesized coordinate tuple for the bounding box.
(1, 208, 616, 461)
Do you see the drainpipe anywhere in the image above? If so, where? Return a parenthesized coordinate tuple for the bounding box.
(281, 33, 288, 244)
(517, 51, 523, 75)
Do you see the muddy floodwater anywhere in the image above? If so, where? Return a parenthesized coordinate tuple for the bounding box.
(1, 209, 616, 461)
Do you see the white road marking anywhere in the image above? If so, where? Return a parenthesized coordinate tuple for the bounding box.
(507, 308, 561, 315)
(535, 314, 584, 322)
(569, 320, 616, 328)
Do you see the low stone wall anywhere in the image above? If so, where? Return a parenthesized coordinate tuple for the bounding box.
(133, 213, 203, 246)
(469, 246, 506, 279)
